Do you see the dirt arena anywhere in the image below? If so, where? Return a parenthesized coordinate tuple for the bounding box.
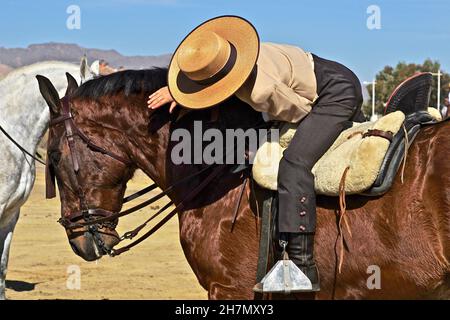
(6, 163, 207, 299)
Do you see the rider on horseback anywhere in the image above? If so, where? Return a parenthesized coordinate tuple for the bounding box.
(147, 16, 430, 293)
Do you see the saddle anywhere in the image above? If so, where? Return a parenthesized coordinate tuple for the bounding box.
(252, 108, 441, 197)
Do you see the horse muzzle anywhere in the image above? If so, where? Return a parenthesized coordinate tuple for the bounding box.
(62, 209, 121, 261)
(68, 225, 120, 261)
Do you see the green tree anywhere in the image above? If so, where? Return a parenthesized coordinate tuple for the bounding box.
(363, 59, 450, 117)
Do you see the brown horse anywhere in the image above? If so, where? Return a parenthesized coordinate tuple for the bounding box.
(37, 69, 450, 299)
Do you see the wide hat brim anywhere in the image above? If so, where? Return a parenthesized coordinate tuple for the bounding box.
(168, 15, 260, 109)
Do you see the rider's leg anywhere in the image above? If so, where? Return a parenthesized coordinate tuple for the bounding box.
(277, 73, 362, 291)
(254, 54, 363, 293)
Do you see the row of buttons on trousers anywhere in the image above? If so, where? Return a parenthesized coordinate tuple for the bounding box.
(299, 196, 307, 231)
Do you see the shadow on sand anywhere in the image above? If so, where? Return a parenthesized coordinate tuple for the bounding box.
(6, 280, 37, 292)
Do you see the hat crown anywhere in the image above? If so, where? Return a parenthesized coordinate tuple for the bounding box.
(168, 15, 260, 109)
(176, 31, 231, 82)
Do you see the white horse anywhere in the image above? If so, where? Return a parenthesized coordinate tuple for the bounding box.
(0, 61, 87, 299)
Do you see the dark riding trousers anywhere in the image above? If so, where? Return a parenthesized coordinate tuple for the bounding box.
(278, 54, 364, 233)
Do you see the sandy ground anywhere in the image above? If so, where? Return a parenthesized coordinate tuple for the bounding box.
(6, 163, 207, 299)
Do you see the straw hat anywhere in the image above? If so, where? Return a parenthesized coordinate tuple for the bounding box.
(168, 15, 260, 109)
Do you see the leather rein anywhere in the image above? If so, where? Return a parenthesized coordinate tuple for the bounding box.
(0, 123, 46, 166)
(47, 96, 228, 257)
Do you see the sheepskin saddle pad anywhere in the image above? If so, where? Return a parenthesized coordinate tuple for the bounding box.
(252, 108, 441, 196)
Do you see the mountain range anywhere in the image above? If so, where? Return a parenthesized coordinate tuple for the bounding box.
(0, 42, 172, 71)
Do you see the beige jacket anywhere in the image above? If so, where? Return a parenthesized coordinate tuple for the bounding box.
(235, 42, 318, 123)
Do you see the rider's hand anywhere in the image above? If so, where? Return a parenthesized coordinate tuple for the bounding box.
(147, 86, 178, 113)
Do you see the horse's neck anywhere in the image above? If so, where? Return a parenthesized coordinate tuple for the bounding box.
(83, 94, 172, 191)
(130, 115, 172, 191)
(87, 92, 262, 206)
(137, 140, 169, 191)
(122, 98, 263, 205)
(0, 80, 50, 154)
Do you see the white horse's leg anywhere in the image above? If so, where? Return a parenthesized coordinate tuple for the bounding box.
(0, 209, 19, 300)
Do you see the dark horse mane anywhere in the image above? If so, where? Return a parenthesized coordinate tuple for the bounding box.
(72, 66, 264, 133)
(73, 67, 168, 99)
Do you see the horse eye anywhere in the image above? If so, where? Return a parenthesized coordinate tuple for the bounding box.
(49, 150, 61, 165)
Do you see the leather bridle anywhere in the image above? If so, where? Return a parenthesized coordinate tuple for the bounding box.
(46, 96, 230, 257)
(47, 96, 134, 255)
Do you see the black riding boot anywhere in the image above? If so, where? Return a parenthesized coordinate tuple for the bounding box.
(286, 232, 320, 292)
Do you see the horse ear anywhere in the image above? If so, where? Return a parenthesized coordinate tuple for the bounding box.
(36, 75, 60, 114)
(90, 60, 100, 76)
(65, 72, 78, 97)
(80, 54, 89, 83)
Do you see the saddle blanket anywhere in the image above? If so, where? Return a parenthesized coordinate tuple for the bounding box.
(253, 108, 441, 196)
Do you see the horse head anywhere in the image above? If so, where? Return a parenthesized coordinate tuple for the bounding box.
(36, 73, 133, 261)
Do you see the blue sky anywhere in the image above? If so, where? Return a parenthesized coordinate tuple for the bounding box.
(1, 0, 449, 80)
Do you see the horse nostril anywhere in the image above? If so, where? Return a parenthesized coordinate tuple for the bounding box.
(70, 242, 80, 256)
